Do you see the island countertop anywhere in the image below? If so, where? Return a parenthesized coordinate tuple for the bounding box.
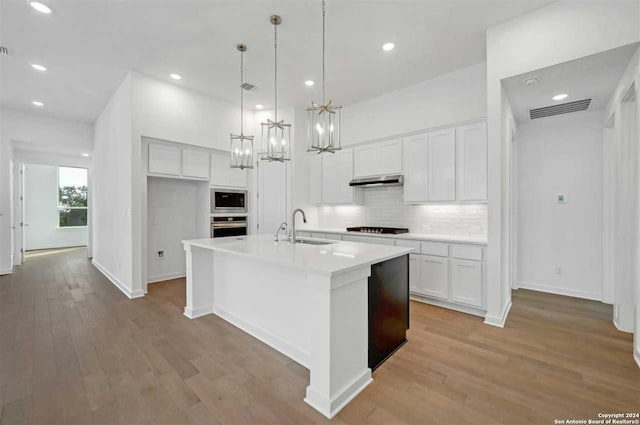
(182, 234, 414, 277)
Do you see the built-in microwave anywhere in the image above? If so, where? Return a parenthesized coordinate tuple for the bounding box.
(211, 189, 247, 214)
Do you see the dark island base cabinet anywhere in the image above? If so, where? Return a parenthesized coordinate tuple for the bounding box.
(368, 254, 410, 371)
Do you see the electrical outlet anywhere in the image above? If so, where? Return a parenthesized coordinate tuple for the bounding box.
(157, 250, 165, 260)
(556, 267, 562, 275)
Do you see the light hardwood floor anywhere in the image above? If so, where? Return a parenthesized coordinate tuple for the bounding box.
(0, 247, 638, 425)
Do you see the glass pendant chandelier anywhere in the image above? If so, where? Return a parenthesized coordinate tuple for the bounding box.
(307, 0, 342, 154)
(230, 43, 254, 169)
(261, 15, 291, 162)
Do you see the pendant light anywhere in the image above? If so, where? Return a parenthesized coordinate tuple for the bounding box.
(307, 0, 341, 154)
(230, 43, 254, 169)
(261, 15, 291, 162)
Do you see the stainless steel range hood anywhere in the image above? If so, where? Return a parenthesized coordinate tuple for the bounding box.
(349, 174, 404, 188)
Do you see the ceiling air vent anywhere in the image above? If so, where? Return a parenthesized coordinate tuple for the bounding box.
(240, 82, 257, 92)
(529, 99, 592, 120)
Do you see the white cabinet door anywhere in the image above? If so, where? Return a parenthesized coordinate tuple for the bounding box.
(321, 152, 339, 203)
(148, 144, 181, 175)
(451, 258, 482, 307)
(229, 166, 248, 188)
(308, 154, 323, 204)
(326, 233, 343, 241)
(182, 149, 209, 179)
(409, 254, 421, 293)
(418, 255, 449, 300)
(211, 152, 247, 187)
(428, 129, 456, 201)
(403, 134, 429, 203)
(354, 144, 378, 177)
(335, 149, 354, 203)
(378, 139, 402, 175)
(456, 122, 487, 201)
(322, 149, 354, 204)
(210, 153, 230, 186)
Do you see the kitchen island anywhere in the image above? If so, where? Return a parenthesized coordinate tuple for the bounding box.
(182, 234, 413, 418)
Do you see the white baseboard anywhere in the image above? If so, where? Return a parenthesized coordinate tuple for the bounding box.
(516, 281, 601, 301)
(305, 369, 373, 419)
(410, 293, 486, 318)
(0, 267, 13, 275)
(213, 305, 310, 368)
(634, 348, 640, 369)
(148, 271, 185, 284)
(484, 299, 512, 328)
(183, 305, 214, 319)
(91, 259, 145, 299)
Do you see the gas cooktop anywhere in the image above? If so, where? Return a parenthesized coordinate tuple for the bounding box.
(346, 226, 409, 235)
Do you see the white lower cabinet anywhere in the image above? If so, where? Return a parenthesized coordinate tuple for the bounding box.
(416, 255, 449, 300)
(450, 258, 482, 307)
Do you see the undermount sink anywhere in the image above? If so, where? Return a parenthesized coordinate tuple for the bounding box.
(295, 238, 337, 245)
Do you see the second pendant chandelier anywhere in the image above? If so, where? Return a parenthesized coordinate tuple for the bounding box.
(260, 15, 291, 162)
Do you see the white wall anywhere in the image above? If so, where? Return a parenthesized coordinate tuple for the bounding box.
(340, 63, 487, 145)
(146, 177, 202, 283)
(92, 73, 137, 297)
(517, 111, 603, 300)
(485, 0, 639, 326)
(0, 108, 94, 273)
(24, 163, 88, 250)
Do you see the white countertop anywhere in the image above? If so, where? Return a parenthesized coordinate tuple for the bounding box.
(182, 234, 414, 277)
(298, 228, 488, 245)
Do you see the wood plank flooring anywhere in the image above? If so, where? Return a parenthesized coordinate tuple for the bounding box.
(1, 247, 638, 424)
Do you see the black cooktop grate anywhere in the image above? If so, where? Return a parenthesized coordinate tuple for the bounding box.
(346, 226, 409, 235)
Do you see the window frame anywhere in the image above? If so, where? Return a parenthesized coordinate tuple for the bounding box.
(56, 166, 88, 229)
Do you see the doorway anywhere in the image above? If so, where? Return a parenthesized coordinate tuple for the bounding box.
(14, 162, 90, 263)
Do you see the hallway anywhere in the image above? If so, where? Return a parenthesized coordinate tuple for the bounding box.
(0, 248, 638, 425)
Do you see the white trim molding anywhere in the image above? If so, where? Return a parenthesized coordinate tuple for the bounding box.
(634, 348, 640, 369)
(517, 281, 602, 301)
(0, 268, 13, 275)
(484, 299, 512, 328)
(304, 369, 373, 419)
(148, 271, 185, 284)
(91, 259, 145, 299)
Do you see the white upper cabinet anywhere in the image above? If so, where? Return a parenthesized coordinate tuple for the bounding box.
(354, 139, 402, 177)
(308, 154, 323, 205)
(427, 129, 456, 201)
(403, 134, 429, 203)
(148, 143, 181, 176)
(322, 148, 355, 204)
(211, 152, 247, 188)
(456, 122, 487, 201)
(182, 149, 210, 179)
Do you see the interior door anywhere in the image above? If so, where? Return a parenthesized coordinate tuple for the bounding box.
(257, 160, 288, 234)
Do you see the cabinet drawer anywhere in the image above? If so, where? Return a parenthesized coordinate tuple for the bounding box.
(309, 233, 327, 239)
(395, 239, 421, 252)
(451, 245, 483, 261)
(297, 231, 312, 238)
(420, 242, 449, 257)
(343, 235, 395, 246)
(325, 233, 343, 241)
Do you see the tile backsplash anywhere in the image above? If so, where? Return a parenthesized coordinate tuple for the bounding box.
(313, 186, 487, 238)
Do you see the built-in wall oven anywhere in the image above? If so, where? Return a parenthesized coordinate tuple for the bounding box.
(211, 216, 248, 238)
(211, 189, 247, 214)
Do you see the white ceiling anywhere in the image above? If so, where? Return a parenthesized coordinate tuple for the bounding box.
(0, 0, 553, 123)
(503, 43, 639, 123)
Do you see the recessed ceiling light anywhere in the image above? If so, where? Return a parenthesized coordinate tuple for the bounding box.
(552, 93, 568, 101)
(382, 42, 395, 51)
(170, 73, 182, 80)
(255, 104, 264, 110)
(30, 2, 52, 14)
(32, 101, 44, 107)
(31, 63, 47, 72)
(81, 153, 90, 157)
(305, 80, 314, 87)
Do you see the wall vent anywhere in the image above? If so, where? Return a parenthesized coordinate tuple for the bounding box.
(240, 82, 257, 92)
(529, 99, 592, 120)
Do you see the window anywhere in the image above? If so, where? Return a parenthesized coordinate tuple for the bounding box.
(58, 167, 88, 227)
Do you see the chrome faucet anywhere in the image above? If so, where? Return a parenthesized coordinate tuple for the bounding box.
(274, 221, 288, 242)
(290, 208, 307, 244)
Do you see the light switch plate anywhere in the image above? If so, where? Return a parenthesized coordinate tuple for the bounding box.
(556, 193, 567, 203)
